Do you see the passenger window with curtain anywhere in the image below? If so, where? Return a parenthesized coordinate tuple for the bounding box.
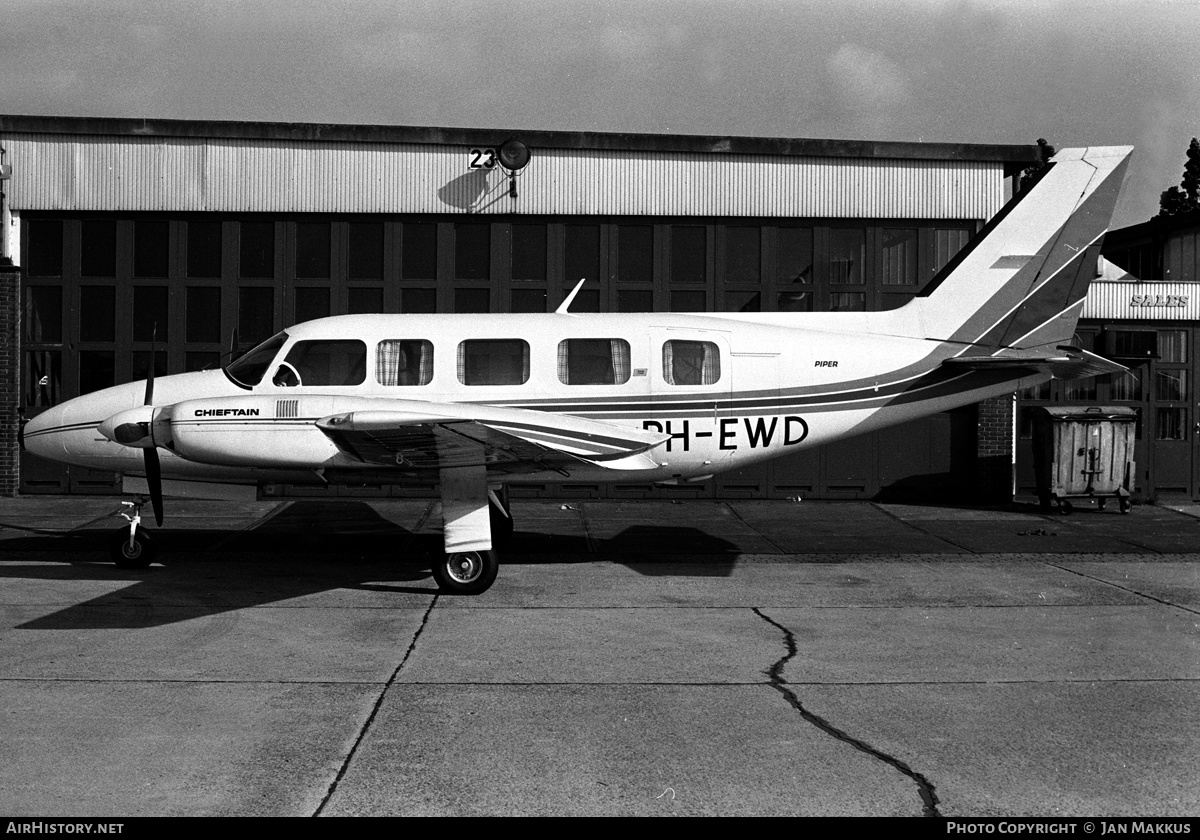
(376, 340, 434, 386)
(458, 339, 529, 386)
(663, 340, 720, 386)
(273, 339, 366, 387)
(558, 339, 631, 385)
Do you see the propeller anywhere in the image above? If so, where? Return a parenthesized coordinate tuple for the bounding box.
(142, 332, 163, 527)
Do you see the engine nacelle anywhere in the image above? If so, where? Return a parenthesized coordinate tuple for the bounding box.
(167, 396, 343, 468)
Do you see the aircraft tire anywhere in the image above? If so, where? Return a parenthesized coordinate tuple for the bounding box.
(109, 527, 156, 569)
(432, 550, 498, 595)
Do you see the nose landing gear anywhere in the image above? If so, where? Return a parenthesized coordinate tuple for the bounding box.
(109, 499, 157, 569)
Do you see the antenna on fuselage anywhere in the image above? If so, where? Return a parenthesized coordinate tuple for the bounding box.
(556, 278, 587, 314)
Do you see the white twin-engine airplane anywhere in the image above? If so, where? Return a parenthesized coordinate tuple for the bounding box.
(23, 146, 1133, 594)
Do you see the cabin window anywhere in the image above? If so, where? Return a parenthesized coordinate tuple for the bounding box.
(662, 340, 721, 386)
(458, 339, 529, 386)
(273, 339, 366, 387)
(557, 339, 631, 385)
(377, 340, 434, 386)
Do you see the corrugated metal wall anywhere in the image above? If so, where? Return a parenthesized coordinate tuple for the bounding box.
(1, 133, 1005, 220)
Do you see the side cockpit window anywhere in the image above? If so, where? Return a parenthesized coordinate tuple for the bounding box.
(458, 339, 529, 385)
(558, 339, 631, 385)
(225, 331, 288, 389)
(663, 340, 721, 386)
(377, 340, 434, 386)
(273, 339, 367, 387)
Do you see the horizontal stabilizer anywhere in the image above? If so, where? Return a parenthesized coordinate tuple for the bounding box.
(943, 347, 1127, 380)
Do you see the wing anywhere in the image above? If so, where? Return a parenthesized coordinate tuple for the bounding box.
(943, 346, 1126, 380)
(315, 401, 670, 476)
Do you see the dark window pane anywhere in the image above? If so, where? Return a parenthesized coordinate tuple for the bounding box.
(1109, 370, 1142, 401)
(187, 220, 223, 278)
(294, 287, 330, 324)
(295, 221, 331, 279)
(23, 286, 62, 343)
(455, 223, 490, 280)
(133, 286, 169, 341)
(27, 220, 63, 277)
(511, 288, 546, 313)
(565, 225, 600, 287)
(186, 287, 222, 343)
(725, 290, 761, 312)
(829, 229, 864, 284)
(132, 350, 168, 381)
(1156, 407, 1186, 440)
(778, 291, 813, 312)
(458, 339, 529, 385)
(829, 292, 865, 311)
(564, 288, 600, 313)
(1159, 330, 1187, 363)
(1064, 376, 1096, 401)
(882, 228, 918, 286)
(511, 224, 546, 281)
(79, 350, 115, 394)
(134, 220, 169, 278)
(240, 221, 275, 278)
(349, 222, 384, 279)
(670, 290, 706, 312)
(778, 227, 813, 284)
(1109, 330, 1157, 359)
(402, 288, 437, 313)
(402, 222, 437, 280)
(617, 289, 653, 312)
(671, 226, 706, 283)
(932, 228, 972, 276)
(80, 286, 116, 342)
(185, 351, 221, 372)
(24, 350, 61, 407)
(1157, 370, 1187, 402)
(80, 220, 116, 277)
(238, 287, 275, 345)
(455, 288, 490, 313)
(348, 287, 384, 314)
(617, 225, 652, 283)
(725, 227, 760, 284)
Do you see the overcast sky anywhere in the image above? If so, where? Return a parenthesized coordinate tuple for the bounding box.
(3, 0, 1197, 228)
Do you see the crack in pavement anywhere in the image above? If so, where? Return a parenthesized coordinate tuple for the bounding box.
(313, 593, 440, 816)
(752, 607, 941, 817)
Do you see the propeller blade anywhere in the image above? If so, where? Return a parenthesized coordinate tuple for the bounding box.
(144, 447, 164, 527)
(145, 325, 157, 405)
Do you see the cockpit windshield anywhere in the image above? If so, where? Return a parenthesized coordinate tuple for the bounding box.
(224, 332, 288, 389)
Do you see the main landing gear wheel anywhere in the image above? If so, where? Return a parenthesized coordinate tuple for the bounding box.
(109, 527, 156, 569)
(432, 549, 498, 595)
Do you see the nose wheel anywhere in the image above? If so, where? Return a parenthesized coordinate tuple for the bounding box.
(109, 499, 157, 569)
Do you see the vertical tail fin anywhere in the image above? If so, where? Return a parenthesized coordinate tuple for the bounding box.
(910, 146, 1133, 354)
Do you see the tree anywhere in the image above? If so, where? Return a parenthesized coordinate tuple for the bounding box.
(1157, 137, 1200, 218)
(1019, 138, 1056, 194)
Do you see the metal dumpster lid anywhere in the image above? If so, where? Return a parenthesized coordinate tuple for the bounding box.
(1030, 405, 1138, 421)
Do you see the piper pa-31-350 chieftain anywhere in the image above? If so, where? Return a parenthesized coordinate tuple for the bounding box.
(22, 146, 1133, 594)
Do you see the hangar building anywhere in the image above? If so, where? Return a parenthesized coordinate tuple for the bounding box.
(0, 115, 1041, 501)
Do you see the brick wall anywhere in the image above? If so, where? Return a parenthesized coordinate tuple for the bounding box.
(976, 394, 1014, 502)
(0, 264, 19, 496)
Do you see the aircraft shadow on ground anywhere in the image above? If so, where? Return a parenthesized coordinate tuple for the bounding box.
(2, 502, 742, 629)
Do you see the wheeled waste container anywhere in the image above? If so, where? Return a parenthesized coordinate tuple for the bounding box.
(1029, 406, 1137, 514)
